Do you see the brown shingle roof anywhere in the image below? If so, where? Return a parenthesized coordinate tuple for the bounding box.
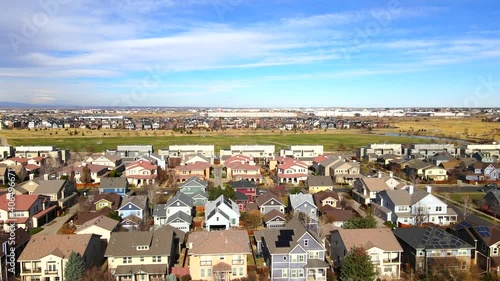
(18, 234, 97, 260)
(105, 228, 174, 257)
(334, 228, 403, 252)
(77, 215, 119, 232)
(187, 230, 251, 255)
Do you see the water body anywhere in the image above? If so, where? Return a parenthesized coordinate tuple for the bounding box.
(384, 133, 470, 144)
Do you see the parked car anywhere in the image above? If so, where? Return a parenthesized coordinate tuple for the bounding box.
(485, 183, 498, 188)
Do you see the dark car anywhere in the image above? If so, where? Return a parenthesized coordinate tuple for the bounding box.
(485, 183, 498, 188)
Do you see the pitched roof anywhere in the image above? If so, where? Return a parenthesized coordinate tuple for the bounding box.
(381, 188, 430, 206)
(334, 228, 403, 252)
(319, 207, 355, 221)
(313, 190, 340, 206)
(187, 230, 251, 255)
(0, 228, 31, 257)
(77, 215, 119, 232)
(166, 211, 193, 224)
(0, 194, 46, 211)
(119, 195, 148, 209)
(394, 227, 474, 250)
(105, 228, 175, 257)
(91, 193, 122, 211)
(166, 192, 193, 208)
(262, 209, 286, 222)
(255, 193, 284, 207)
(289, 193, 315, 209)
(360, 176, 390, 192)
(175, 161, 210, 171)
(18, 234, 97, 260)
(230, 180, 256, 189)
(179, 177, 208, 188)
(307, 176, 333, 187)
(75, 208, 111, 226)
(33, 180, 69, 195)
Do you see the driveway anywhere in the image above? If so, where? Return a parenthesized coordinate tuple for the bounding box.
(213, 166, 223, 187)
(346, 198, 387, 228)
(37, 203, 80, 235)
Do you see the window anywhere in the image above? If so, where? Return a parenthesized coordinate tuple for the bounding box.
(140, 257, 144, 262)
(232, 267, 237, 277)
(55, 278, 60, 281)
(291, 269, 297, 278)
(152, 256, 162, 262)
(282, 269, 288, 278)
(220, 256, 225, 260)
(493, 247, 498, 255)
(283, 256, 287, 261)
(239, 267, 244, 276)
(304, 239, 309, 247)
(47, 262, 57, 272)
(298, 269, 304, 278)
(201, 269, 205, 278)
(309, 251, 320, 259)
(123, 257, 132, 264)
(207, 269, 212, 277)
(436, 206, 442, 212)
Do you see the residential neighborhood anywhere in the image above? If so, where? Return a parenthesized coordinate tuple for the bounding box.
(0, 140, 498, 281)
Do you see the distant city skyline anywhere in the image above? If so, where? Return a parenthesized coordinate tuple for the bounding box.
(1, 0, 500, 107)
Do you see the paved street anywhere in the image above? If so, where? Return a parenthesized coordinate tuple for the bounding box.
(213, 166, 223, 187)
(37, 203, 80, 235)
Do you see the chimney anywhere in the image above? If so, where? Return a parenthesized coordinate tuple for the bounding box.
(43, 174, 49, 180)
(188, 242, 193, 249)
(409, 185, 414, 195)
(29, 173, 34, 181)
(426, 185, 432, 194)
(378, 172, 382, 178)
(389, 171, 393, 178)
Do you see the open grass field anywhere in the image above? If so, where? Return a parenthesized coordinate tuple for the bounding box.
(2, 129, 435, 152)
(385, 117, 500, 142)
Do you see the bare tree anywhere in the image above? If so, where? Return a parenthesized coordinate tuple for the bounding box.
(414, 203, 429, 226)
(408, 170, 421, 186)
(461, 195, 473, 219)
(80, 166, 92, 184)
(40, 157, 62, 175)
(144, 183, 160, 215)
(83, 266, 115, 281)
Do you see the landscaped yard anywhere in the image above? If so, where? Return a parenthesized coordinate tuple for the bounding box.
(441, 192, 485, 206)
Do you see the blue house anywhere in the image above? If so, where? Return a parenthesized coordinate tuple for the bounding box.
(118, 195, 148, 230)
(255, 217, 329, 280)
(99, 177, 129, 196)
(288, 193, 318, 224)
(179, 177, 208, 207)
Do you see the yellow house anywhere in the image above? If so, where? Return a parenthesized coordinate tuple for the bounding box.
(187, 230, 251, 281)
(307, 176, 334, 194)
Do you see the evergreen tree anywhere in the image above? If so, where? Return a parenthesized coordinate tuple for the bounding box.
(340, 246, 376, 281)
(64, 251, 85, 281)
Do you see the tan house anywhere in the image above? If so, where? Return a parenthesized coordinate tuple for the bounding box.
(75, 215, 119, 242)
(313, 190, 341, 209)
(307, 175, 334, 194)
(329, 228, 403, 280)
(329, 161, 361, 185)
(352, 174, 407, 205)
(83, 153, 122, 169)
(105, 226, 183, 281)
(175, 161, 211, 182)
(90, 193, 122, 212)
(125, 159, 158, 187)
(187, 230, 251, 281)
(18, 234, 103, 281)
(423, 166, 448, 181)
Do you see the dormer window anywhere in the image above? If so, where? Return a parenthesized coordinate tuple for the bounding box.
(136, 246, 149, 250)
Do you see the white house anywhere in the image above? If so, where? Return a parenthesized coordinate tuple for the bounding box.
(376, 186, 458, 226)
(205, 195, 240, 231)
(153, 192, 193, 232)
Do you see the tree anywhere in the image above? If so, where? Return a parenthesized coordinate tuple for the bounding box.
(80, 166, 92, 184)
(414, 203, 429, 226)
(64, 251, 85, 281)
(241, 210, 262, 229)
(342, 214, 377, 229)
(83, 266, 115, 281)
(340, 246, 376, 281)
(144, 184, 159, 215)
(461, 195, 473, 219)
(165, 274, 177, 281)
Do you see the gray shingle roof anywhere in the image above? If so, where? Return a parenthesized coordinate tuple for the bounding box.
(166, 211, 193, 224)
(307, 176, 333, 187)
(99, 177, 128, 189)
(289, 193, 315, 209)
(120, 195, 148, 209)
(166, 192, 193, 208)
(179, 177, 208, 188)
(33, 180, 67, 194)
(105, 228, 175, 257)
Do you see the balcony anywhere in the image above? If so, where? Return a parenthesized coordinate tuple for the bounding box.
(45, 269, 58, 274)
(22, 267, 42, 274)
(383, 257, 400, 263)
(232, 259, 245, 265)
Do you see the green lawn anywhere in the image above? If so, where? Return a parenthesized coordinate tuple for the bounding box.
(6, 133, 434, 152)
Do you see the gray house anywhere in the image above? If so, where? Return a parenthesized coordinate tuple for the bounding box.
(33, 179, 77, 208)
(483, 190, 500, 212)
(153, 192, 193, 232)
(289, 193, 318, 224)
(255, 193, 286, 215)
(179, 177, 208, 207)
(255, 217, 329, 281)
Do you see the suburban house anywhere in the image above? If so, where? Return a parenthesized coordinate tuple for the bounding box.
(33, 179, 78, 208)
(451, 221, 500, 273)
(178, 177, 208, 207)
(205, 195, 240, 231)
(254, 193, 286, 215)
(482, 190, 500, 213)
(125, 159, 158, 187)
(277, 157, 308, 185)
(254, 217, 329, 281)
(99, 177, 129, 195)
(484, 163, 500, 181)
(187, 230, 251, 281)
(18, 234, 103, 281)
(422, 165, 449, 181)
(329, 228, 403, 280)
(58, 163, 109, 183)
(319, 208, 355, 227)
(90, 193, 122, 212)
(352, 174, 407, 205)
(307, 176, 334, 194)
(312, 154, 331, 174)
(175, 162, 211, 182)
(153, 192, 193, 232)
(394, 227, 475, 273)
(262, 210, 287, 228)
(118, 195, 149, 230)
(329, 160, 361, 185)
(317, 156, 345, 176)
(288, 193, 318, 224)
(106, 226, 182, 281)
(313, 190, 341, 210)
(230, 180, 258, 202)
(0, 194, 56, 231)
(75, 215, 120, 242)
(225, 155, 263, 183)
(0, 228, 31, 281)
(376, 186, 458, 226)
(83, 153, 123, 169)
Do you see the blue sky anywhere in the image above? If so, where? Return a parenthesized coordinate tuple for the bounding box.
(0, 0, 499, 107)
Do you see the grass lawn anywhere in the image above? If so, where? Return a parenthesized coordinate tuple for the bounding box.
(4, 130, 436, 152)
(442, 192, 485, 206)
